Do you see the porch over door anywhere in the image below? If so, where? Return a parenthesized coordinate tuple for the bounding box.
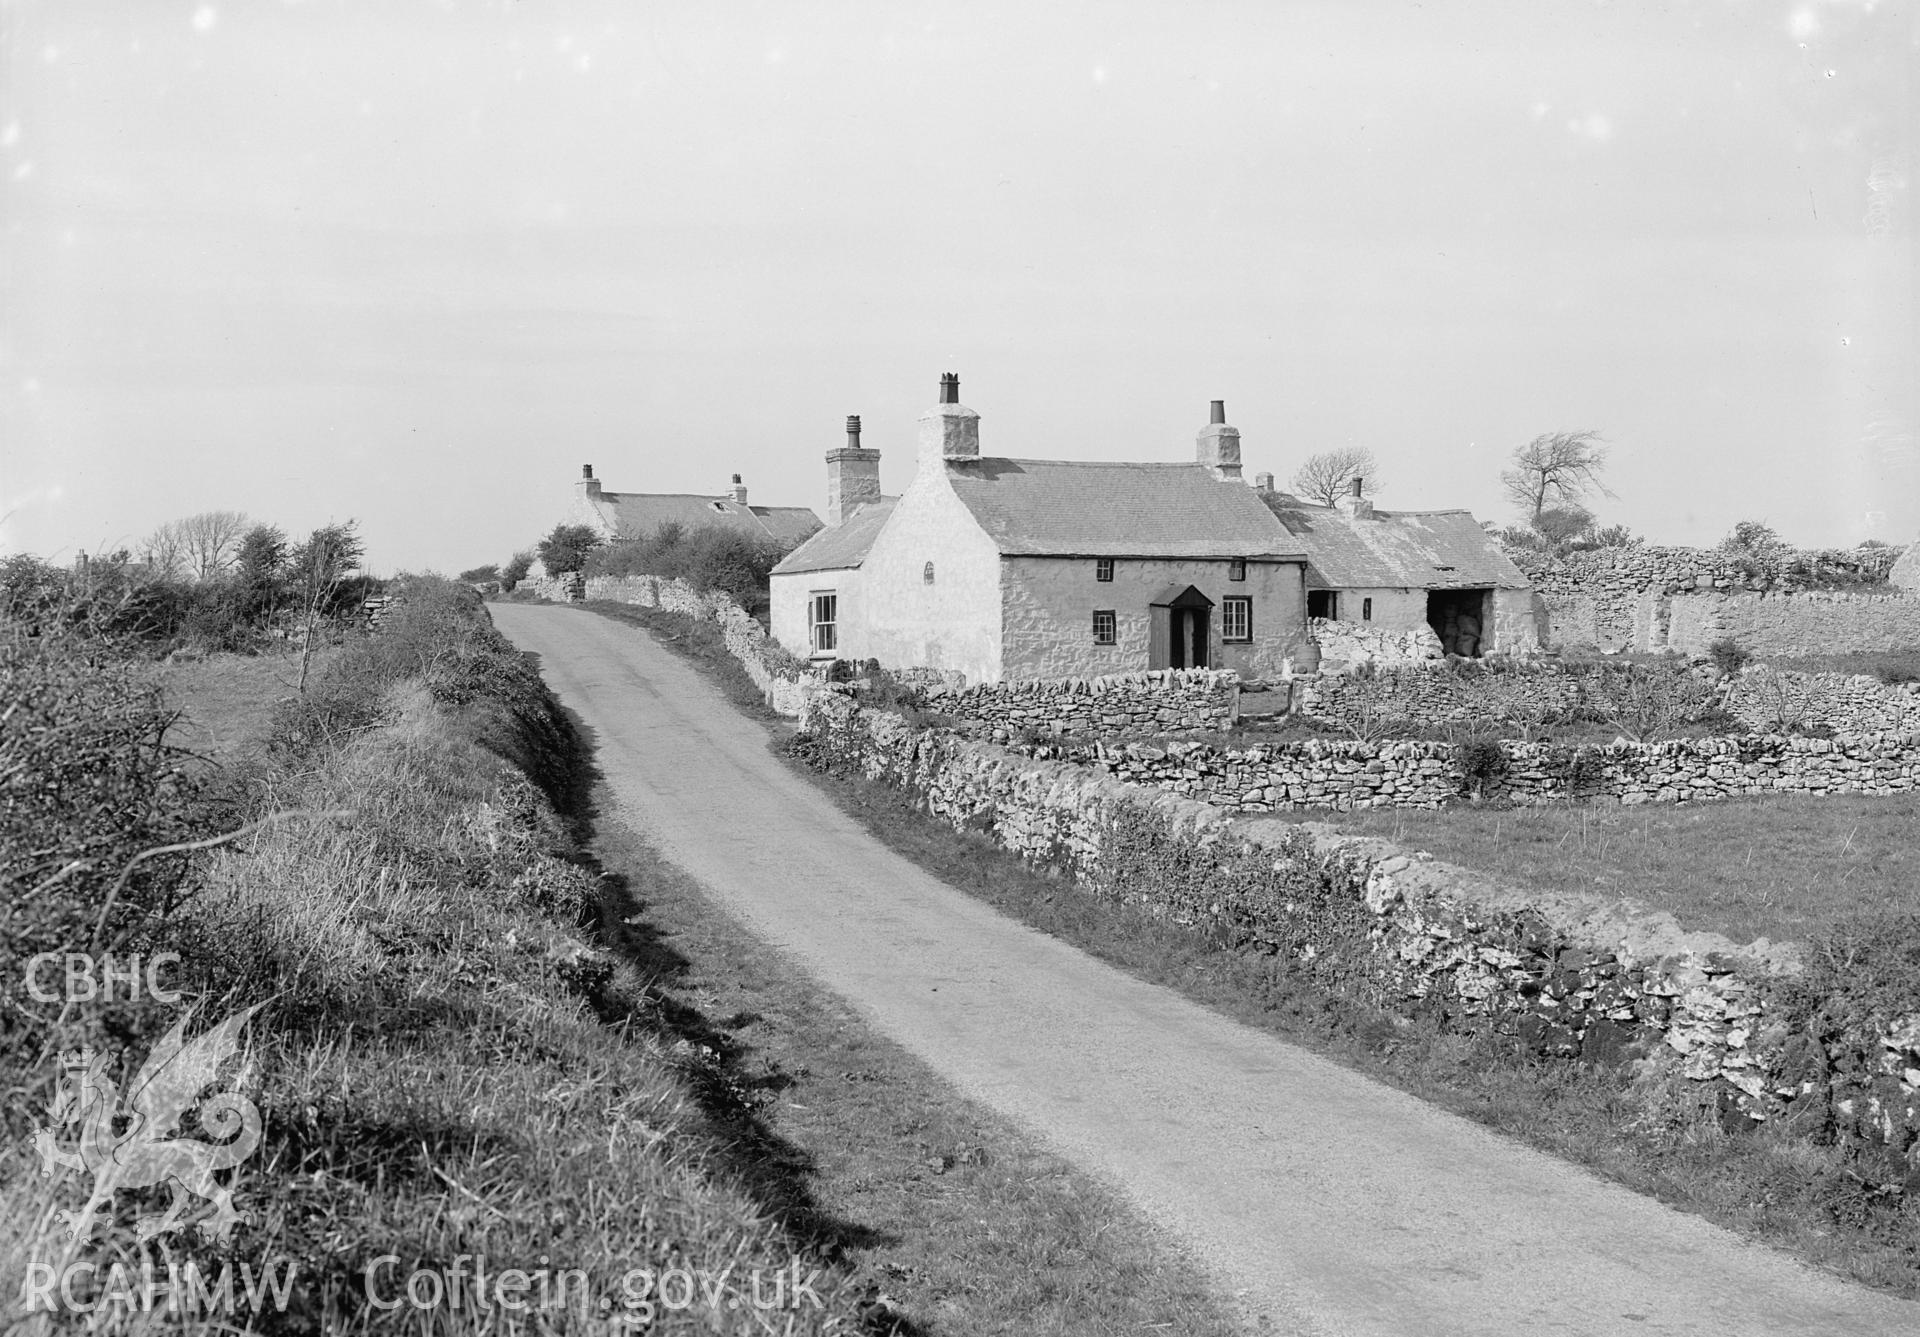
(1148, 584, 1214, 671)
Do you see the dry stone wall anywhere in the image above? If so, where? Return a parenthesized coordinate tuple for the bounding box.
(795, 692, 1920, 1171)
(1300, 660, 1920, 743)
(1666, 590, 1920, 658)
(1722, 668, 1920, 737)
(1505, 543, 1916, 655)
(1046, 732, 1920, 812)
(1512, 542, 1899, 600)
(922, 669, 1238, 738)
(1298, 663, 1591, 730)
(1310, 618, 1443, 668)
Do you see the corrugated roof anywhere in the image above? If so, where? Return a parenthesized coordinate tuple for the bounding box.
(770, 498, 899, 574)
(1268, 502, 1531, 589)
(596, 492, 822, 546)
(944, 458, 1306, 559)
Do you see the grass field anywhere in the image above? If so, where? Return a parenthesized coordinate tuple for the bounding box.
(153, 646, 339, 762)
(1275, 795, 1920, 945)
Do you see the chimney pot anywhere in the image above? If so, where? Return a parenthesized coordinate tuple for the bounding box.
(827, 413, 882, 525)
(919, 372, 981, 463)
(582, 464, 594, 479)
(731, 473, 742, 485)
(1254, 471, 1275, 492)
(1195, 400, 1242, 481)
(1351, 477, 1364, 497)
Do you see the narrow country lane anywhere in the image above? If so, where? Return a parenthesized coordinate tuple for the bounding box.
(492, 601, 1918, 1337)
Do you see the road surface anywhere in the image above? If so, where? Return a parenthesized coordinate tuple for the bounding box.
(492, 601, 1918, 1336)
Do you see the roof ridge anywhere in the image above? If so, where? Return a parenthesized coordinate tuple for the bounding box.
(946, 456, 1214, 470)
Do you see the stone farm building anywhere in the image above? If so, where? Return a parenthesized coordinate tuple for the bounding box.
(1257, 481, 1538, 658)
(770, 374, 1532, 684)
(569, 465, 821, 548)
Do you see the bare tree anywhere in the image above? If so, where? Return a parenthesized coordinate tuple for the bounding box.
(177, 510, 251, 579)
(292, 522, 365, 694)
(137, 521, 188, 578)
(1501, 431, 1612, 521)
(1290, 447, 1382, 507)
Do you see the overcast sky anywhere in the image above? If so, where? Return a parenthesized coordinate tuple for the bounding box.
(1, 0, 1912, 573)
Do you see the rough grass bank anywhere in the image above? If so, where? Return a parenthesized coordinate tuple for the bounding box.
(2, 580, 878, 1332)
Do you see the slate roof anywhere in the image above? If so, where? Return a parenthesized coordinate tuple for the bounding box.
(1267, 502, 1531, 590)
(770, 498, 899, 574)
(592, 492, 821, 546)
(943, 458, 1306, 559)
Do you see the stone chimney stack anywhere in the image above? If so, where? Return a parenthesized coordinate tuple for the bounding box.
(728, 473, 749, 505)
(826, 413, 882, 525)
(1196, 400, 1242, 482)
(919, 372, 980, 467)
(578, 463, 602, 499)
(1335, 475, 1375, 519)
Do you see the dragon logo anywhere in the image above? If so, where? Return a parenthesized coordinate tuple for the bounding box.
(32, 1005, 264, 1245)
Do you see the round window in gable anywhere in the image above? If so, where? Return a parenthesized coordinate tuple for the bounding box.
(923, 561, 935, 585)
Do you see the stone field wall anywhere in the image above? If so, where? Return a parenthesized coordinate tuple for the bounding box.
(1504, 543, 1918, 656)
(1298, 663, 1592, 730)
(1722, 668, 1920, 736)
(1040, 732, 1920, 812)
(1666, 591, 1920, 658)
(922, 669, 1239, 738)
(795, 692, 1920, 1178)
(1299, 661, 1920, 741)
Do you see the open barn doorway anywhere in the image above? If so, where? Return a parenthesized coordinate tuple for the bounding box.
(1427, 589, 1492, 657)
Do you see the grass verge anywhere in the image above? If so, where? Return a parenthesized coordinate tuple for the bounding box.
(585, 601, 1920, 1299)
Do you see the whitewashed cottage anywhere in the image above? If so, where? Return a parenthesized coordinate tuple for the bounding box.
(771, 375, 1313, 684)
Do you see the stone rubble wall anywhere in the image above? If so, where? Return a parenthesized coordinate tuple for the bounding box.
(519, 571, 585, 602)
(1722, 668, 1920, 736)
(1049, 732, 1920, 813)
(1298, 663, 1592, 730)
(1298, 660, 1920, 742)
(1310, 617, 1444, 668)
(1665, 590, 1920, 658)
(1503, 543, 1916, 655)
(921, 669, 1239, 738)
(796, 692, 1920, 1172)
(1510, 542, 1900, 599)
